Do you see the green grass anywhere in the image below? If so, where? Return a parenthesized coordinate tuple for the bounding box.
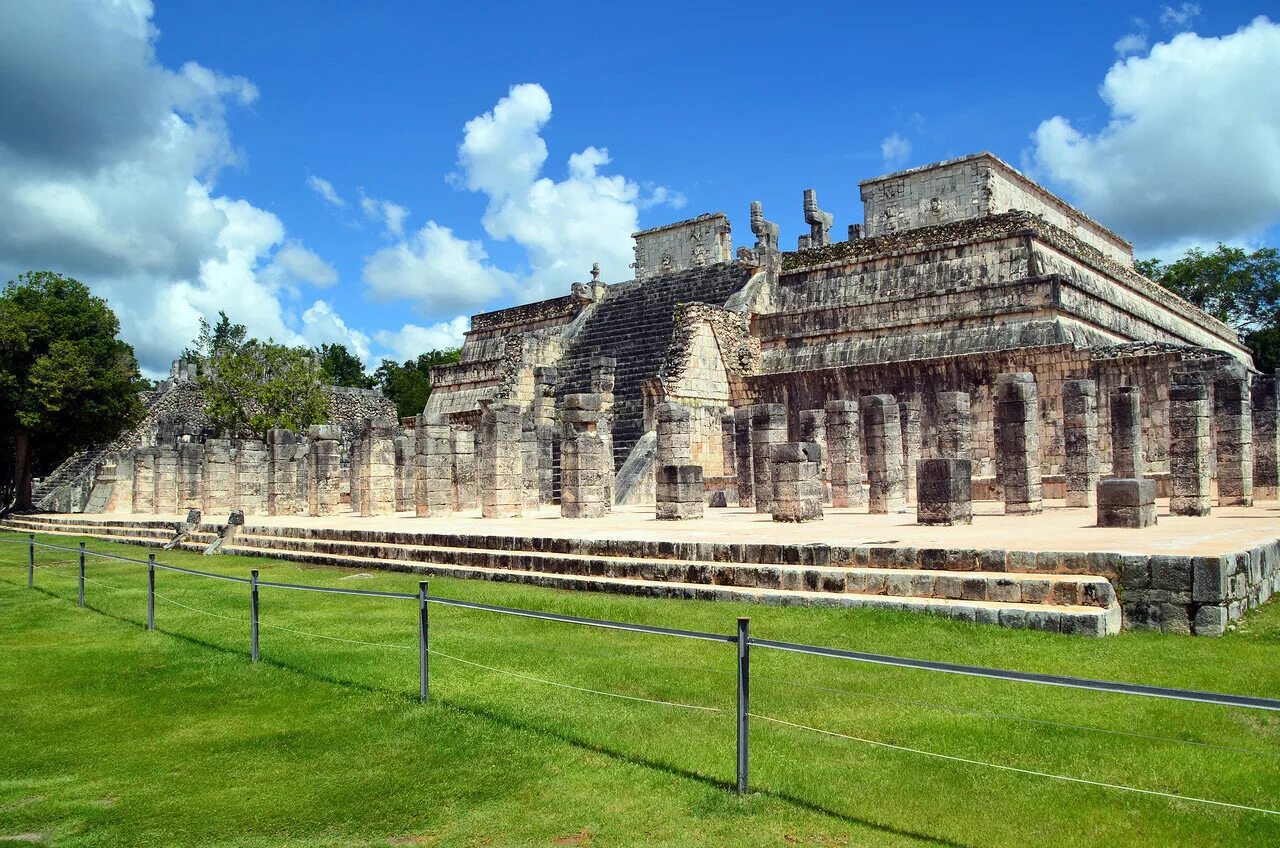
(1, 531, 1279, 847)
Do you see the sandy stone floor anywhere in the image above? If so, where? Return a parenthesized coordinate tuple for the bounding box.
(69, 499, 1280, 557)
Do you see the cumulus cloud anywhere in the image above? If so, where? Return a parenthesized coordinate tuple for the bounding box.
(1113, 31, 1149, 56)
(1030, 16, 1280, 253)
(359, 191, 409, 237)
(374, 316, 470, 362)
(306, 174, 345, 208)
(363, 83, 686, 315)
(0, 1, 355, 376)
(881, 132, 912, 168)
(300, 299, 371, 363)
(1160, 3, 1200, 29)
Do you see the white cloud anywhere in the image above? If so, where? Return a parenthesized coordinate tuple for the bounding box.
(359, 192, 409, 237)
(1030, 16, 1280, 254)
(1160, 3, 1200, 29)
(0, 1, 364, 377)
(362, 221, 512, 314)
(306, 174, 345, 208)
(881, 132, 912, 168)
(374, 316, 469, 361)
(300, 299, 372, 363)
(1113, 32, 1149, 56)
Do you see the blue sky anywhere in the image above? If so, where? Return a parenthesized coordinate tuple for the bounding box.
(1, 1, 1277, 376)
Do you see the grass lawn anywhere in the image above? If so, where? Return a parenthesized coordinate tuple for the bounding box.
(2, 530, 1280, 847)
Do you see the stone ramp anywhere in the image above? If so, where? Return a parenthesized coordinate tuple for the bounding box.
(3, 514, 1120, 636)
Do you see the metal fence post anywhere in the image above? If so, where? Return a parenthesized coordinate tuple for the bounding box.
(250, 569, 260, 663)
(419, 581, 429, 703)
(737, 616, 750, 795)
(147, 554, 156, 631)
(27, 534, 34, 588)
(78, 542, 85, 607)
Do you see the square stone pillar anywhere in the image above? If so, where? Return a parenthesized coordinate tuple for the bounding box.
(1253, 371, 1279, 500)
(771, 442, 823, 522)
(359, 418, 397, 516)
(394, 433, 415, 512)
(307, 425, 342, 516)
(414, 419, 454, 517)
(1063, 380, 1099, 507)
(153, 446, 179, 514)
(1215, 367, 1254, 506)
(936, 391, 972, 460)
(860, 395, 905, 514)
(657, 465, 704, 520)
(1109, 385, 1144, 478)
(798, 409, 830, 503)
(533, 366, 559, 505)
(900, 398, 922, 505)
(478, 401, 523, 518)
(1170, 381, 1212, 516)
(451, 424, 478, 511)
(825, 400, 866, 509)
(656, 402, 693, 466)
(1098, 478, 1156, 528)
(267, 429, 299, 516)
(520, 417, 541, 511)
(592, 356, 617, 505)
(106, 453, 133, 513)
(751, 404, 787, 514)
(994, 372, 1043, 515)
(560, 394, 608, 519)
(201, 439, 234, 515)
(733, 406, 755, 508)
(294, 436, 311, 512)
(236, 439, 269, 516)
(720, 412, 737, 501)
(132, 448, 155, 513)
(348, 432, 364, 515)
(177, 442, 203, 511)
(916, 458, 973, 526)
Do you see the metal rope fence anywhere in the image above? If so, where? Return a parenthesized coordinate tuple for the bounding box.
(5, 530, 1280, 817)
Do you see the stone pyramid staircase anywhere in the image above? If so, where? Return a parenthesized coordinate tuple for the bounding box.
(2, 514, 1121, 636)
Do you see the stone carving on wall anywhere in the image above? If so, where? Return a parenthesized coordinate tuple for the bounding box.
(803, 188, 833, 248)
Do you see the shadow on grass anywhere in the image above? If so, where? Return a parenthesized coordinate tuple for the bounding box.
(6, 575, 970, 848)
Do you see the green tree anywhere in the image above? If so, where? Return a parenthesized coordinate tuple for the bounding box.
(182, 310, 247, 367)
(0, 271, 144, 509)
(373, 348, 461, 420)
(317, 343, 375, 388)
(1139, 244, 1279, 371)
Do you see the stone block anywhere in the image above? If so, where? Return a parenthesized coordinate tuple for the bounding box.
(916, 458, 972, 526)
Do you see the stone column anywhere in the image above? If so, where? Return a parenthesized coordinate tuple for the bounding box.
(994, 372, 1043, 515)
(478, 401, 523, 518)
(201, 439, 234, 515)
(1170, 381, 1212, 516)
(798, 409, 830, 503)
(1063, 380, 1099, 507)
(132, 448, 156, 513)
(733, 406, 754, 508)
(1215, 367, 1254, 506)
(177, 441, 203, 511)
(936, 391, 972, 459)
(107, 452, 134, 513)
(307, 425, 343, 516)
(267, 429, 299, 516)
(294, 435, 311, 513)
(236, 439, 269, 516)
(825, 400, 866, 509)
(451, 424, 478, 511)
(394, 433, 415, 513)
(720, 412, 737, 501)
(561, 394, 608, 519)
(1098, 478, 1157, 528)
(533, 366, 558, 506)
(860, 395, 905, 514)
(656, 465, 704, 520)
(359, 418, 397, 516)
(153, 446, 178, 514)
(917, 458, 973, 525)
(520, 417, 541, 511)
(348, 432, 364, 515)
(656, 402, 693, 467)
(1109, 385, 1144, 478)
(751, 404, 787, 514)
(592, 356, 617, 505)
(900, 398, 922, 505)
(771, 442, 823, 522)
(1253, 371, 1279, 500)
(414, 418, 454, 517)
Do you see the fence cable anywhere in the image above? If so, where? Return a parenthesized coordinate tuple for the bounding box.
(750, 712, 1280, 816)
(151, 589, 247, 624)
(255, 618, 415, 651)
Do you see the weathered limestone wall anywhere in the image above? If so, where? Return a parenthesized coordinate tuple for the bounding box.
(632, 213, 732, 281)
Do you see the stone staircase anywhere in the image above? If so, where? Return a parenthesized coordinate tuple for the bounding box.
(556, 263, 751, 471)
(2, 514, 1121, 636)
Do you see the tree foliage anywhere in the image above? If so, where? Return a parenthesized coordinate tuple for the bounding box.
(1140, 244, 1280, 372)
(187, 314, 329, 440)
(373, 348, 461, 420)
(0, 271, 144, 508)
(317, 343, 375, 388)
